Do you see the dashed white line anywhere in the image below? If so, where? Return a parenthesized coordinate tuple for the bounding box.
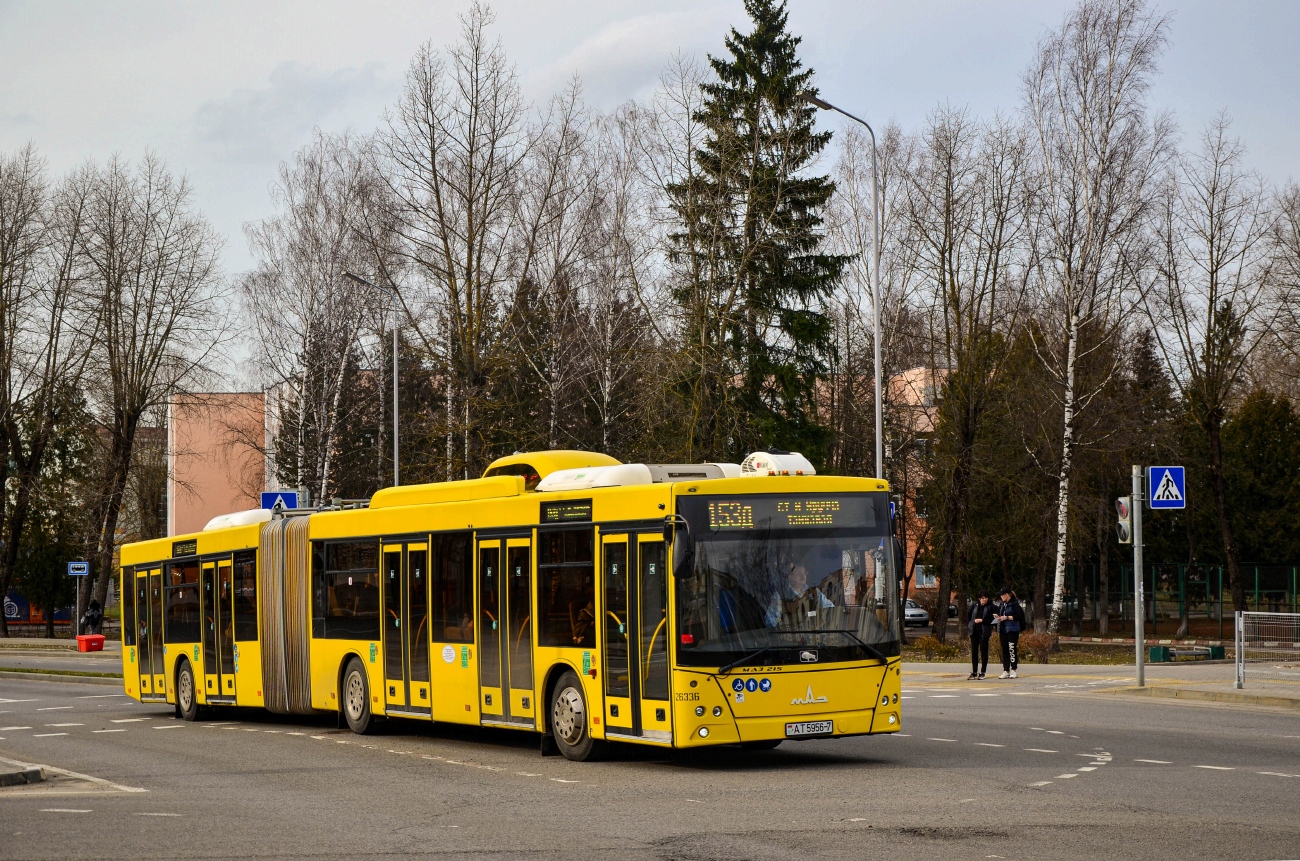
(76, 694, 126, 699)
(900, 696, 915, 700)
(1046, 730, 1065, 735)
(975, 743, 1005, 747)
(1025, 749, 1058, 753)
(928, 695, 959, 698)
(36, 706, 74, 711)
(1077, 767, 1096, 772)
(1030, 727, 1046, 731)
(1055, 774, 1077, 779)
(1257, 771, 1300, 778)
(1135, 759, 1172, 764)
(153, 725, 183, 731)
(970, 693, 1000, 697)
(1029, 781, 1053, 787)
(45, 723, 84, 727)
(550, 778, 579, 783)
(41, 808, 91, 813)
(32, 733, 68, 737)
(92, 729, 126, 733)
(0, 726, 32, 731)
(1194, 765, 1234, 771)
(111, 718, 148, 723)
(927, 738, 957, 742)
(135, 812, 182, 817)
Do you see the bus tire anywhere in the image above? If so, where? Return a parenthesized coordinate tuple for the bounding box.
(549, 670, 606, 762)
(741, 739, 782, 751)
(342, 658, 374, 735)
(176, 660, 200, 722)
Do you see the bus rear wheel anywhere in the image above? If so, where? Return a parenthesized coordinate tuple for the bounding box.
(176, 660, 199, 722)
(342, 658, 374, 735)
(549, 671, 606, 762)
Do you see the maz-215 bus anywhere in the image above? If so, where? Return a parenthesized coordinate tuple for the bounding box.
(119, 449, 903, 761)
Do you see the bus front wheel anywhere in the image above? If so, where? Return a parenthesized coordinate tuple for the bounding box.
(549, 671, 606, 762)
(176, 660, 199, 722)
(342, 658, 374, 735)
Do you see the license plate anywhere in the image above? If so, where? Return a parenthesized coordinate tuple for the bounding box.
(785, 720, 834, 737)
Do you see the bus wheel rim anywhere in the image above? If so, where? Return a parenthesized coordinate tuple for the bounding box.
(346, 673, 365, 720)
(179, 670, 193, 710)
(553, 686, 585, 744)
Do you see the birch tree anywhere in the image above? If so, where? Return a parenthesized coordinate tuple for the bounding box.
(1024, 0, 1171, 634)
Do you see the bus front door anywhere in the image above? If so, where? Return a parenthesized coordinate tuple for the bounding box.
(477, 538, 534, 726)
(134, 568, 164, 701)
(381, 542, 431, 716)
(601, 534, 672, 740)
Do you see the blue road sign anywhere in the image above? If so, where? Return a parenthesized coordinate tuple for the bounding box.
(1147, 466, 1185, 510)
(67, 561, 89, 577)
(261, 490, 299, 510)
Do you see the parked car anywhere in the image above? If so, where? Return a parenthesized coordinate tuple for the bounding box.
(949, 602, 958, 618)
(903, 598, 930, 628)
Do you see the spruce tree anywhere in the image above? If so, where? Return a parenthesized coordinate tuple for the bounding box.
(669, 0, 847, 463)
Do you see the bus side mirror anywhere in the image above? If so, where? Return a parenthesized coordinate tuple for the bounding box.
(664, 516, 695, 578)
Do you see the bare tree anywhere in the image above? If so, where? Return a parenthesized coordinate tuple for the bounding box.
(896, 108, 1033, 641)
(375, 2, 529, 478)
(0, 148, 95, 635)
(1148, 115, 1275, 612)
(79, 153, 227, 623)
(1023, 0, 1171, 634)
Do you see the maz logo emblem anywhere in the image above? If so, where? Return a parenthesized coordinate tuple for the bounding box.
(791, 685, 829, 706)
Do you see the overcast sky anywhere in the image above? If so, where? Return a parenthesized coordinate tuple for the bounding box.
(2, 0, 1297, 280)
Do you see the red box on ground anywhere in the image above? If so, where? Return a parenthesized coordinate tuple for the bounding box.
(75, 634, 105, 652)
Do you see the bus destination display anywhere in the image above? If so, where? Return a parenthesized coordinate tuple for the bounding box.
(705, 496, 875, 530)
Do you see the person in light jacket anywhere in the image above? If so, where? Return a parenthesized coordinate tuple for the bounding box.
(967, 591, 995, 680)
(995, 587, 1025, 679)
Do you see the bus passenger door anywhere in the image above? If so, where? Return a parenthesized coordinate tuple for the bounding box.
(201, 561, 220, 700)
(601, 536, 636, 734)
(504, 539, 534, 724)
(134, 569, 159, 699)
(477, 540, 503, 719)
(637, 538, 672, 740)
(381, 542, 431, 715)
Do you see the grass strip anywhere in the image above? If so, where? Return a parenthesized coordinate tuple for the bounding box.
(0, 666, 123, 679)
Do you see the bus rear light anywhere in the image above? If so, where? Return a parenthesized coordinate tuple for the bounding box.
(680, 633, 695, 645)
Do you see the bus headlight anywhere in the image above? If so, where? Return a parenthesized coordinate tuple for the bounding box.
(699, 727, 710, 738)
(888, 714, 897, 725)
(712, 706, 722, 717)
(881, 695, 889, 706)
(695, 706, 705, 716)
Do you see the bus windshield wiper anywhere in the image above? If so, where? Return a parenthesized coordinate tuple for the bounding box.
(822, 630, 889, 665)
(718, 646, 776, 675)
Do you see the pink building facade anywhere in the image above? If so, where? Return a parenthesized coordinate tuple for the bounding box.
(167, 393, 268, 537)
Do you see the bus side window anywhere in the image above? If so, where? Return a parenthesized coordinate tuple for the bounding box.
(539, 528, 594, 648)
(431, 532, 473, 643)
(233, 550, 258, 641)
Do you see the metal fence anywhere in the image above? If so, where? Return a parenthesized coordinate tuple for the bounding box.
(1235, 611, 1300, 689)
(1052, 563, 1300, 639)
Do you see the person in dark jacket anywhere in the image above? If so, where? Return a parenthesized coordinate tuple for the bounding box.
(80, 599, 103, 635)
(967, 591, 995, 680)
(995, 587, 1025, 678)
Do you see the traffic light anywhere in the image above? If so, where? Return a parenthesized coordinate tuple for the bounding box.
(1116, 496, 1132, 544)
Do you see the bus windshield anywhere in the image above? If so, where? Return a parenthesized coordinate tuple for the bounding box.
(674, 492, 900, 667)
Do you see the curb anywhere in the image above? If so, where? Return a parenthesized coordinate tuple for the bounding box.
(0, 767, 45, 787)
(1107, 685, 1300, 710)
(0, 670, 123, 687)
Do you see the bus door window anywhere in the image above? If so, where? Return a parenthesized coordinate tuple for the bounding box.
(639, 540, 670, 704)
(602, 537, 632, 730)
(201, 562, 219, 695)
(217, 561, 235, 694)
(407, 547, 430, 706)
(382, 548, 405, 707)
(477, 542, 503, 715)
(505, 541, 533, 720)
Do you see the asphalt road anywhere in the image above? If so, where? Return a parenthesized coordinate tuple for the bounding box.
(1, 671, 1297, 861)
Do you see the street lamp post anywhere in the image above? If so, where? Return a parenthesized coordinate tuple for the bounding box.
(800, 93, 884, 480)
(343, 271, 400, 487)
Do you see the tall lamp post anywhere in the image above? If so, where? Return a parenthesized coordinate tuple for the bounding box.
(799, 93, 884, 480)
(343, 271, 400, 487)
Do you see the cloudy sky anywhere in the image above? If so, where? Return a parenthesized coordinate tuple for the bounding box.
(2, 0, 1297, 279)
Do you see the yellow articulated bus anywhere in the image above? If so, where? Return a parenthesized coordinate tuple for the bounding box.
(120, 449, 902, 760)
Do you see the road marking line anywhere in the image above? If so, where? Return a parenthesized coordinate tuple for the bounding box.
(894, 734, 911, 737)
(1257, 771, 1300, 778)
(928, 695, 959, 698)
(1089, 762, 1107, 766)
(1024, 749, 1057, 753)
(41, 808, 91, 813)
(975, 743, 1005, 747)
(92, 729, 126, 733)
(900, 690, 922, 693)
(0, 699, 39, 704)
(45, 723, 84, 727)
(1030, 727, 1045, 731)
(515, 772, 542, 776)
(153, 725, 183, 730)
(36, 706, 74, 711)
(1029, 781, 1053, 787)
(550, 778, 579, 783)
(1054, 774, 1077, 779)
(1046, 730, 1064, 735)
(76, 694, 126, 699)
(900, 696, 915, 699)
(0, 726, 32, 730)
(970, 693, 1000, 697)
(0, 757, 146, 793)
(927, 738, 957, 742)
(135, 812, 182, 817)
(1194, 765, 1234, 770)
(1135, 759, 1172, 764)
(33, 732, 68, 737)
(111, 718, 148, 723)
(1077, 767, 1096, 772)
(1010, 692, 1035, 695)
(849, 817, 868, 821)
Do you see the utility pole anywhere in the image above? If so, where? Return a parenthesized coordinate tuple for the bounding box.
(1132, 464, 1145, 687)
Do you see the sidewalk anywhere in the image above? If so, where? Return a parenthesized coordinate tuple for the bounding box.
(901, 661, 1300, 710)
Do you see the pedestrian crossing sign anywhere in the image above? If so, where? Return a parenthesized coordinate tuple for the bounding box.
(1147, 466, 1185, 510)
